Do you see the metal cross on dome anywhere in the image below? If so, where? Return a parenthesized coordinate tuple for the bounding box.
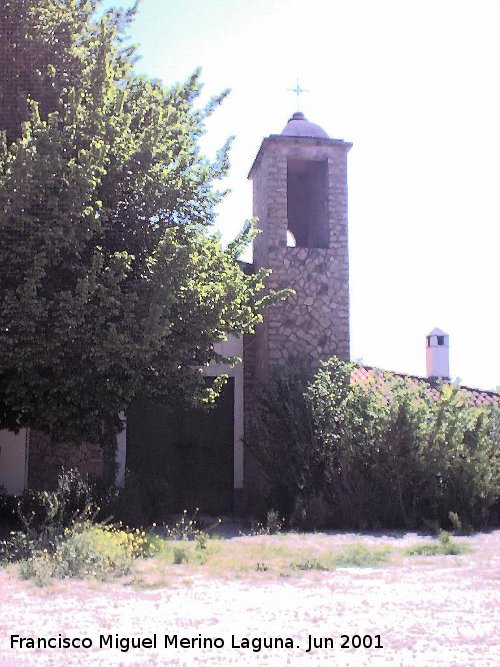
(287, 79, 310, 111)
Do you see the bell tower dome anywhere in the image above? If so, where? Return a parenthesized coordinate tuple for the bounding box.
(248, 113, 352, 380)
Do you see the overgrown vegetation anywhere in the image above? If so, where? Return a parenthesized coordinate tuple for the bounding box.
(0, 470, 157, 584)
(1, 474, 479, 586)
(1, 469, 98, 561)
(0, 471, 221, 583)
(245, 358, 500, 530)
(18, 522, 154, 586)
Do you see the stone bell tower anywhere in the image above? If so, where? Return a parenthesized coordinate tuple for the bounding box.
(248, 111, 352, 380)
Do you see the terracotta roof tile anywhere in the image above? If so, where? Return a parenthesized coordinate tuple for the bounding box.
(351, 365, 500, 407)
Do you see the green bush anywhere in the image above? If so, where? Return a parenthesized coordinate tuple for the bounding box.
(172, 545, 189, 564)
(18, 552, 54, 586)
(51, 522, 141, 578)
(245, 358, 500, 529)
(18, 521, 154, 583)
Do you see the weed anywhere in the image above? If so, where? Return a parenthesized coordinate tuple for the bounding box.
(404, 531, 469, 557)
(19, 553, 53, 586)
(49, 523, 133, 579)
(163, 509, 220, 542)
(289, 558, 328, 571)
(12, 516, 157, 584)
(16, 524, 126, 583)
(172, 546, 189, 565)
(250, 509, 284, 536)
(331, 544, 392, 568)
(196, 532, 208, 551)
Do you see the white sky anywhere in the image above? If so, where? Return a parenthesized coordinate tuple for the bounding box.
(104, 0, 500, 390)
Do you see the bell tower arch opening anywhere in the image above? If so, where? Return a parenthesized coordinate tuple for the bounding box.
(287, 158, 329, 248)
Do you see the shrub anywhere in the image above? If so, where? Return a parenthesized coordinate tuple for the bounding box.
(18, 522, 155, 582)
(172, 546, 189, 564)
(163, 509, 205, 541)
(0, 486, 18, 532)
(244, 364, 325, 517)
(51, 523, 136, 578)
(245, 358, 500, 530)
(19, 552, 54, 586)
(146, 509, 220, 564)
(1, 469, 98, 562)
(289, 493, 331, 531)
(264, 509, 283, 534)
(0, 469, 160, 582)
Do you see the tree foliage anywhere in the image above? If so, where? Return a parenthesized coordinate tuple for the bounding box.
(0, 0, 274, 443)
(246, 358, 500, 529)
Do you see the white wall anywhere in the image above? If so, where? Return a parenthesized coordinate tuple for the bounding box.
(0, 429, 27, 496)
(115, 412, 127, 487)
(426, 329, 450, 378)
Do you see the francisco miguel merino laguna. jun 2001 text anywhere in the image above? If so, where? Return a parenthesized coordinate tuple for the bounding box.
(10, 633, 384, 653)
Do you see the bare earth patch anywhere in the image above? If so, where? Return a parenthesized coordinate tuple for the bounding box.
(0, 531, 498, 666)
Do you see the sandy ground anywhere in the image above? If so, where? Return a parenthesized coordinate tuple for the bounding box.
(0, 531, 499, 667)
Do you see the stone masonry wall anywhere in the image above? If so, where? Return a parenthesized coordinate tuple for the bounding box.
(251, 135, 351, 380)
(27, 430, 104, 491)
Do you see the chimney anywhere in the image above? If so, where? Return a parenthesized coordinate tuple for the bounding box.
(426, 328, 450, 379)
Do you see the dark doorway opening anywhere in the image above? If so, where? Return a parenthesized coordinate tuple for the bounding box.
(126, 379, 234, 515)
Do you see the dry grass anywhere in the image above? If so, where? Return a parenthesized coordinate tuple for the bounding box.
(0, 531, 498, 666)
(121, 530, 467, 588)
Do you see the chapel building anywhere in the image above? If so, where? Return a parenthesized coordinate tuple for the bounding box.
(2, 115, 497, 515)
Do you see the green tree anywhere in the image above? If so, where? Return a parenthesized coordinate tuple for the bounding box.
(0, 1, 275, 452)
